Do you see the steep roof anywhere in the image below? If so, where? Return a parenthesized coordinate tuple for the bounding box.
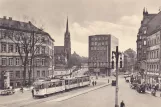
(0, 17, 55, 42)
(147, 11, 161, 35)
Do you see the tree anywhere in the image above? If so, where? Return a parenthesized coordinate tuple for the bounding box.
(7, 27, 44, 86)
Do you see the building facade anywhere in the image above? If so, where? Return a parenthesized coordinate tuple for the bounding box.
(88, 34, 118, 76)
(146, 10, 161, 85)
(54, 17, 71, 69)
(136, 8, 157, 71)
(0, 16, 55, 88)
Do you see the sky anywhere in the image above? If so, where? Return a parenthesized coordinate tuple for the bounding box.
(0, 0, 161, 57)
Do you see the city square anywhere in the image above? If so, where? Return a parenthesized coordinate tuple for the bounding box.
(0, 0, 161, 107)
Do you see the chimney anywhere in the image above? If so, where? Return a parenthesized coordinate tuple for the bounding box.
(3, 16, 6, 19)
(9, 17, 12, 20)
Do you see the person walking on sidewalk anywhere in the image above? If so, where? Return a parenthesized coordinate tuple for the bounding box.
(120, 100, 125, 107)
(94, 81, 97, 86)
(92, 81, 94, 86)
(32, 88, 34, 98)
(20, 86, 23, 93)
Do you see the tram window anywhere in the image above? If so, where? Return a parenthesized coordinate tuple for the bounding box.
(65, 80, 68, 85)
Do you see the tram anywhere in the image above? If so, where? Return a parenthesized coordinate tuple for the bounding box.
(33, 75, 90, 97)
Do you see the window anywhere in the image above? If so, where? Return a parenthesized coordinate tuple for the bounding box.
(143, 40, 146, 45)
(139, 45, 141, 48)
(8, 44, 13, 52)
(41, 46, 45, 54)
(95, 37, 97, 40)
(95, 42, 97, 45)
(9, 58, 13, 66)
(91, 47, 93, 50)
(36, 58, 40, 66)
(16, 71, 20, 78)
(42, 59, 45, 66)
(2, 58, 7, 65)
(105, 41, 108, 45)
(15, 45, 19, 52)
(157, 65, 159, 69)
(42, 71, 45, 77)
(102, 42, 104, 45)
(16, 58, 20, 65)
(28, 70, 32, 77)
(36, 46, 40, 54)
(9, 71, 14, 79)
(144, 30, 146, 34)
(1, 43, 6, 52)
(140, 36, 141, 39)
(157, 50, 159, 58)
(37, 71, 40, 77)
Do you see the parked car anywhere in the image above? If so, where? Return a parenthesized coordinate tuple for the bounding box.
(137, 84, 146, 93)
(1, 89, 15, 95)
(112, 80, 116, 86)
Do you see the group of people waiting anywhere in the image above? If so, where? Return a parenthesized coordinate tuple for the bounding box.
(92, 81, 97, 86)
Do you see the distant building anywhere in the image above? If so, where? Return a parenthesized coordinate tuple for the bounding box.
(123, 48, 136, 72)
(54, 17, 71, 69)
(88, 34, 118, 76)
(0, 16, 55, 88)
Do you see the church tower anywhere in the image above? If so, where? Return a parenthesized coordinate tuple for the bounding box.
(64, 17, 71, 65)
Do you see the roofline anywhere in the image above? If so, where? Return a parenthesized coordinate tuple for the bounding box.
(0, 25, 55, 42)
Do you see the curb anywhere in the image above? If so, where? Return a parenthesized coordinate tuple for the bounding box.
(145, 91, 160, 97)
(52, 82, 111, 102)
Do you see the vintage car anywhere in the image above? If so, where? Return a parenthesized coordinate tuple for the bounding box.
(136, 84, 146, 93)
(111, 80, 116, 86)
(1, 89, 15, 95)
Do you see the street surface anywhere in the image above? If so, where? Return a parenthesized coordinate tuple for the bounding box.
(27, 76, 161, 107)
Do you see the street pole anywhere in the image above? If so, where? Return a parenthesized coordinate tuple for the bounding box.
(115, 46, 119, 107)
(112, 46, 121, 107)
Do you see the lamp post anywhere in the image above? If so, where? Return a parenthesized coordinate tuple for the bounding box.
(112, 46, 122, 107)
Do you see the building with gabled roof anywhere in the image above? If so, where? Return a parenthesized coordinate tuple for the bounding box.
(0, 16, 55, 89)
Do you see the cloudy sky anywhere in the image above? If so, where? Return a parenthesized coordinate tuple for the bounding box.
(0, 0, 160, 57)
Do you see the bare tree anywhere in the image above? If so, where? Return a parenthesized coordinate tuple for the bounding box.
(7, 27, 44, 86)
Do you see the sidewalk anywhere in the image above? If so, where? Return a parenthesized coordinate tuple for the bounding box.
(145, 90, 161, 97)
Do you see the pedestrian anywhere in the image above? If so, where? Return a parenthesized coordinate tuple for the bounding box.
(32, 88, 34, 98)
(120, 100, 125, 107)
(92, 81, 94, 86)
(95, 81, 97, 86)
(108, 79, 109, 83)
(20, 86, 23, 93)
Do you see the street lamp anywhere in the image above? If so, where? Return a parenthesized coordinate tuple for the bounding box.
(112, 46, 122, 107)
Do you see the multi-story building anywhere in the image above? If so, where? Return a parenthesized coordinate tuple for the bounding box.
(54, 17, 71, 69)
(0, 16, 55, 88)
(146, 11, 161, 85)
(88, 34, 118, 76)
(136, 8, 157, 71)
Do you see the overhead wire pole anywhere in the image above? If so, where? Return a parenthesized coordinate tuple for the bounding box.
(112, 46, 122, 107)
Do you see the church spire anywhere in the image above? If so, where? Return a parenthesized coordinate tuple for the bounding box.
(66, 16, 69, 33)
